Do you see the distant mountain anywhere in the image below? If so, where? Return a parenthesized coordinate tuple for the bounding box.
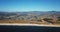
(0, 11, 60, 20)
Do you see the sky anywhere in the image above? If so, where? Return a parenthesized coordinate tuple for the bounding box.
(0, 0, 60, 12)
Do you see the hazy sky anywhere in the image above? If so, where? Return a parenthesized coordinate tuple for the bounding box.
(0, 0, 60, 12)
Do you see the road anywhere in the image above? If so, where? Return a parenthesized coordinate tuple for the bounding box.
(0, 23, 60, 27)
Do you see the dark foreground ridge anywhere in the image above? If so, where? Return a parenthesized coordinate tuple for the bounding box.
(0, 25, 60, 32)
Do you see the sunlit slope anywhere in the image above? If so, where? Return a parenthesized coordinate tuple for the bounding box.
(0, 11, 60, 25)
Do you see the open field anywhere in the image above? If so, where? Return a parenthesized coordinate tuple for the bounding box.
(0, 19, 60, 25)
(0, 20, 50, 24)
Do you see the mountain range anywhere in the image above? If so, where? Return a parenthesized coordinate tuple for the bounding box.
(0, 11, 60, 24)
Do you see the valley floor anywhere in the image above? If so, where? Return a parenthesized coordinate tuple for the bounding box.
(0, 20, 60, 27)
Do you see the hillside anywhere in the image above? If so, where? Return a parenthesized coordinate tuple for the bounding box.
(0, 11, 60, 25)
